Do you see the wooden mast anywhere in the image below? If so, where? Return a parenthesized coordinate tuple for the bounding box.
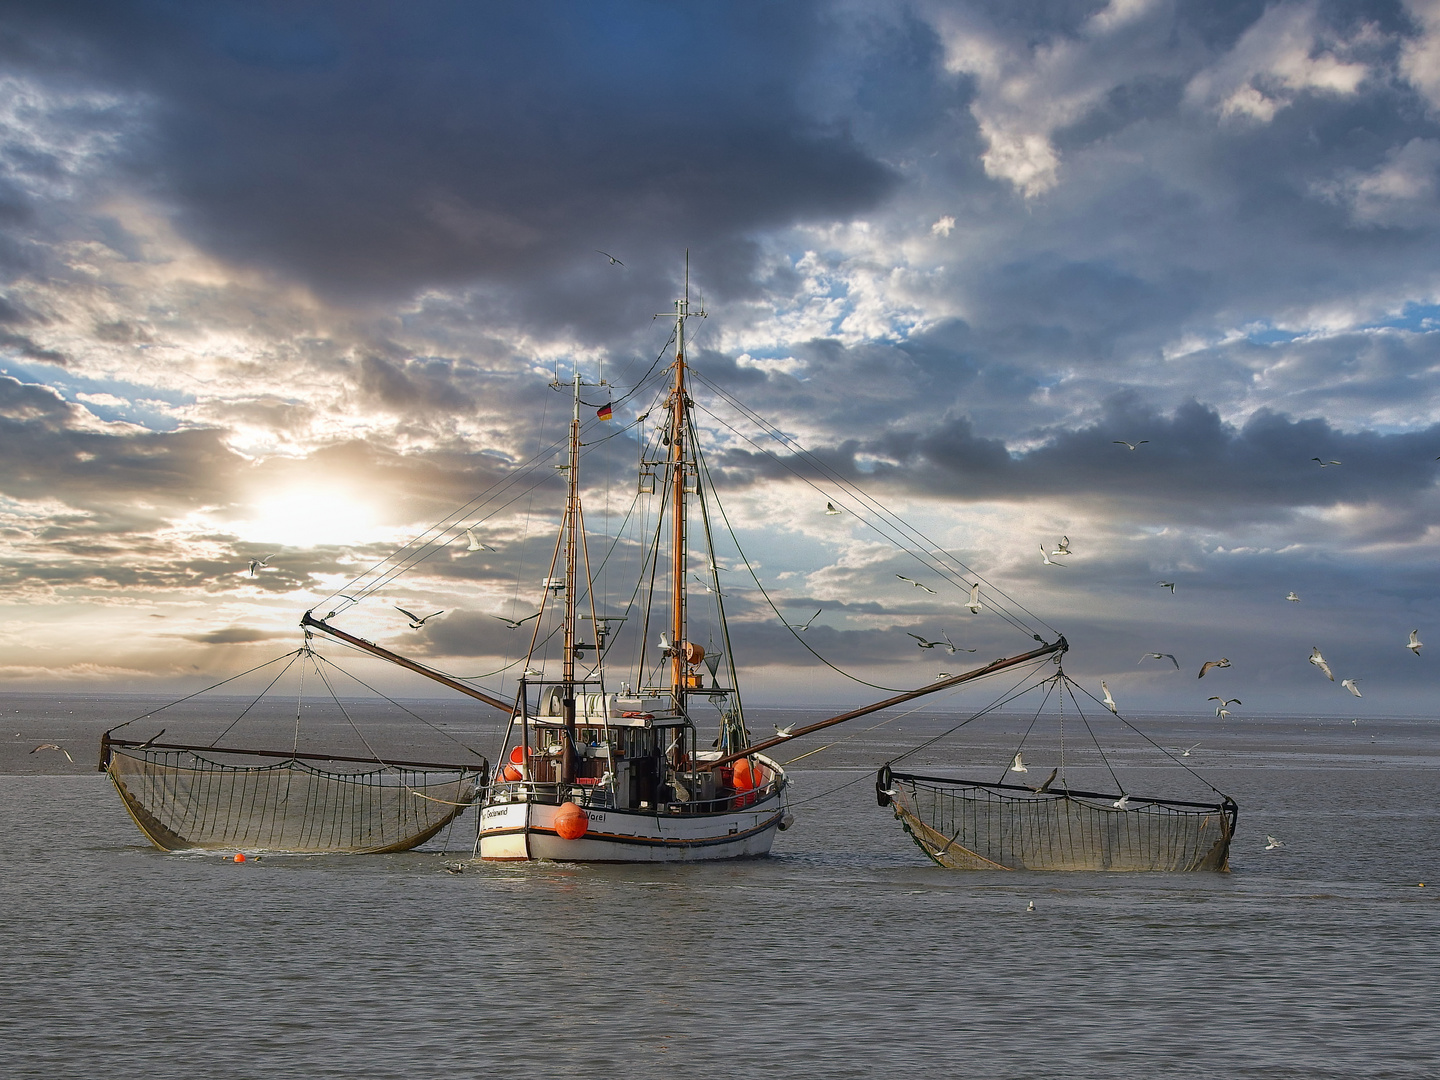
(669, 284, 688, 700)
(559, 367, 582, 785)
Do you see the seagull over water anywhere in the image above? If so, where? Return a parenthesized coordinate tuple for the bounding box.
(1010, 753, 1028, 774)
(396, 606, 444, 629)
(1114, 440, 1149, 450)
(1342, 678, 1362, 698)
(787, 609, 822, 631)
(30, 743, 73, 761)
(1180, 743, 1200, 757)
(491, 611, 540, 630)
(1101, 681, 1118, 713)
(774, 725, 795, 738)
(1198, 658, 1230, 678)
(1265, 835, 1286, 850)
(1407, 630, 1423, 655)
(896, 574, 936, 592)
(1309, 646, 1334, 681)
(1140, 652, 1180, 669)
(1209, 696, 1241, 717)
(1285, 591, 1300, 602)
(1040, 547, 1065, 566)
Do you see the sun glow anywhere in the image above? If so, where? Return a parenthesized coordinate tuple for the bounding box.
(235, 488, 380, 548)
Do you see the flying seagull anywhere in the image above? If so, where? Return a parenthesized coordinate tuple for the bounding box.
(1179, 743, 1200, 757)
(465, 529, 495, 552)
(1311, 457, 1341, 467)
(1101, 681, 1118, 713)
(965, 582, 982, 614)
(1139, 652, 1180, 669)
(1285, 591, 1300, 602)
(1407, 629, 1423, 655)
(134, 729, 167, 750)
(1051, 535, 1072, 556)
(774, 725, 795, 739)
(787, 609, 822, 631)
(1264, 835, 1285, 850)
(940, 632, 975, 653)
(1156, 580, 1176, 593)
(824, 502, 841, 515)
(595, 250, 624, 266)
(1039, 547, 1065, 566)
(907, 632, 945, 650)
(1009, 753, 1028, 774)
(1198, 658, 1230, 678)
(1033, 767, 1059, 793)
(396, 606, 444, 629)
(249, 554, 275, 576)
(30, 743, 73, 762)
(1341, 678, 1362, 698)
(896, 574, 936, 592)
(491, 611, 540, 630)
(1114, 440, 1149, 450)
(1209, 696, 1241, 717)
(1026, 901, 1036, 912)
(1309, 646, 1334, 681)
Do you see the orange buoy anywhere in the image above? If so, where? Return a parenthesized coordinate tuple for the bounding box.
(233, 852, 246, 863)
(509, 745, 527, 765)
(499, 764, 520, 782)
(732, 758, 757, 791)
(554, 801, 588, 840)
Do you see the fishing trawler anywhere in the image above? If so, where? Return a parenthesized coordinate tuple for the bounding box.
(102, 266, 1231, 868)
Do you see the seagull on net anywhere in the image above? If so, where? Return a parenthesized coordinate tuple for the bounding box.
(1139, 652, 1180, 669)
(965, 582, 982, 614)
(248, 554, 275, 576)
(787, 609, 822, 631)
(1285, 591, 1300, 602)
(1156, 580, 1176, 593)
(1101, 680, 1118, 713)
(30, 743, 73, 762)
(1197, 658, 1230, 678)
(1342, 678, 1362, 698)
(595, 250, 624, 266)
(491, 611, 540, 630)
(1114, 440, 1149, 450)
(1264, 835, 1286, 850)
(1407, 629, 1423, 655)
(464, 529, 495, 552)
(1051, 535, 1073, 556)
(1308, 646, 1334, 681)
(896, 574, 937, 592)
(396, 606, 444, 629)
(1311, 457, 1341, 467)
(1009, 753, 1028, 774)
(1112, 794, 1131, 809)
(1039, 547, 1065, 566)
(824, 502, 842, 515)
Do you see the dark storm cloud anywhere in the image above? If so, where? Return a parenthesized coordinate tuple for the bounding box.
(0, 1, 898, 301)
(712, 391, 1440, 525)
(0, 375, 238, 509)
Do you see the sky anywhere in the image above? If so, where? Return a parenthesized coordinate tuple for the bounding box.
(2, 0, 1440, 718)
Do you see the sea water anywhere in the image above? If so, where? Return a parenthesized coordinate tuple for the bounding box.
(2, 694, 1437, 1079)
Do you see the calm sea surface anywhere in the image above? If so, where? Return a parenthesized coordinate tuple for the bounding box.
(2, 692, 1438, 1079)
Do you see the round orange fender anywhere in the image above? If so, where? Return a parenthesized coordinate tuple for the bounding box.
(554, 801, 589, 840)
(733, 758, 757, 791)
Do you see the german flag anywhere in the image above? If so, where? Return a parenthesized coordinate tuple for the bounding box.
(596, 403, 613, 421)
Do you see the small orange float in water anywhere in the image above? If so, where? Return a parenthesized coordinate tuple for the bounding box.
(554, 801, 588, 840)
(233, 852, 246, 863)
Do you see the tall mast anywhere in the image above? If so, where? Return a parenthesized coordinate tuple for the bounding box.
(559, 367, 583, 783)
(666, 257, 704, 701)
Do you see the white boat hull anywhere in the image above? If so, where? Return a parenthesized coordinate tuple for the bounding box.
(477, 787, 789, 862)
